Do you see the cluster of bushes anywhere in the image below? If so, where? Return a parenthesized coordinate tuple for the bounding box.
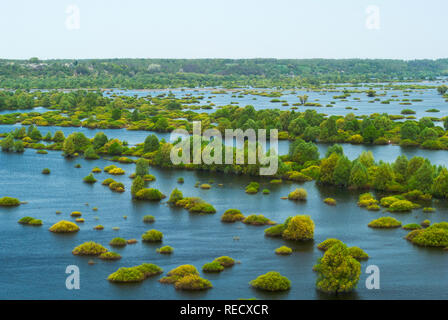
(0, 196, 20, 207)
(406, 222, 448, 248)
(221, 209, 245, 222)
(265, 215, 314, 241)
(368, 217, 402, 228)
(174, 197, 216, 214)
(49, 220, 79, 233)
(245, 182, 260, 194)
(156, 245, 174, 254)
(108, 263, 163, 283)
(142, 229, 164, 242)
(243, 214, 275, 226)
(135, 188, 165, 201)
(288, 188, 307, 201)
(159, 265, 212, 291)
(202, 256, 235, 273)
(72, 241, 108, 256)
(250, 272, 291, 291)
(18, 216, 42, 226)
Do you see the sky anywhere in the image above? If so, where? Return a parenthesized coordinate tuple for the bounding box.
(0, 0, 447, 60)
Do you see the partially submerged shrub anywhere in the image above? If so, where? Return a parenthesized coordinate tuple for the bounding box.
(245, 182, 260, 194)
(109, 181, 125, 192)
(317, 238, 343, 251)
(249, 271, 291, 292)
(135, 188, 165, 201)
(41, 168, 50, 174)
(143, 215, 155, 223)
(0, 196, 20, 207)
(368, 217, 401, 228)
(243, 214, 274, 226)
(102, 178, 115, 186)
(406, 223, 448, 247)
(213, 256, 235, 267)
(323, 198, 336, 206)
(70, 211, 82, 217)
(388, 200, 419, 212)
(18, 216, 42, 226)
(156, 245, 173, 254)
(175, 197, 216, 214)
(275, 246, 292, 255)
(314, 243, 361, 294)
(423, 207, 436, 213)
(72, 241, 108, 256)
(347, 246, 369, 260)
(403, 223, 422, 230)
(174, 275, 212, 291)
(49, 220, 79, 233)
(108, 167, 125, 175)
(83, 173, 97, 184)
(168, 188, 183, 203)
(380, 196, 400, 208)
(357, 193, 378, 207)
(221, 209, 245, 222)
(92, 167, 102, 173)
(109, 237, 127, 247)
(99, 252, 122, 260)
(160, 265, 199, 284)
(93, 225, 104, 230)
(202, 262, 224, 273)
(421, 219, 431, 227)
(108, 263, 163, 283)
(142, 229, 163, 242)
(288, 188, 307, 201)
(282, 215, 314, 241)
(200, 184, 211, 189)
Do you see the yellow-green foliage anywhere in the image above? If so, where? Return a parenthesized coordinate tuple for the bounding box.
(141, 229, 163, 242)
(102, 178, 115, 186)
(282, 215, 314, 241)
(175, 197, 216, 214)
(109, 237, 127, 247)
(108, 167, 125, 175)
(243, 214, 274, 226)
(200, 184, 211, 189)
(174, 274, 213, 291)
(49, 220, 79, 233)
(368, 217, 402, 228)
(160, 265, 199, 284)
(314, 243, 361, 294)
(18, 216, 42, 226)
(156, 245, 174, 254)
(347, 246, 369, 260)
(221, 209, 245, 222)
(135, 188, 165, 201)
(287, 171, 312, 182)
(92, 167, 102, 173)
(72, 241, 108, 256)
(403, 223, 422, 230)
(288, 188, 307, 201)
(275, 246, 292, 255)
(99, 252, 122, 260)
(70, 211, 82, 217)
(388, 200, 419, 212)
(357, 193, 378, 207)
(380, 196, 400, 208)
(249, 272, 291, 292)
(168, 188, 183, 203)
(406, 223, 448, 247)
(109, 181, 125, 192)
(324, 198, 337, 206)
(0, 196, 20, 206)
(108, 263, 163, 282)
(202, 262, 224, 273)
(93, 225, 104, 230)
(213, 256, 235, 267)
(317, 238, 343, 251)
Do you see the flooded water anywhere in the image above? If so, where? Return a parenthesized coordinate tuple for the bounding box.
(1, 147, 448, 300)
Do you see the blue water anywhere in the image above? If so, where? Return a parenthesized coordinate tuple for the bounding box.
(1, 147, 448, 299)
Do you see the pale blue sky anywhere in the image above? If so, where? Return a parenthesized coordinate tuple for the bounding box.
(0, 0, 447, 60)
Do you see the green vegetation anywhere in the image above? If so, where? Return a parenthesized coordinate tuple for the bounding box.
(168, 188, 183, 203)
(141, 229, 163, 242)
(317, 238, 343, 251)
(41, 168, 50, 174)
(213, 256, 235, 268)
(250, 271, 291, 292)
(368, 217, 402, 228)
(282, 215, 314, 241)
(275, 246, 293, 255)
(347, 247, 369, 260)
(221, 209, 245, 222)
(406, 222, 448, 247)
(156, 245, 174, 254)
(243, 214, 274, 226)
(245, 182, 260, 194)
(403, 223, 422, 230)
(0, 196, 20, 206)
(288, 188, 307, 201)
(175, 197, 216, 214)
(314, 243, 361, 294)
(49, 220, 79, 233)
(174, 275, 213, 291)
(18, 216, 42, 226)
(323, 198, 336, 205)
(160, 264, 199, 284)
(72, 241, 108, 256)
(143, 215, 155, 223)
(83, 173, 97, 184)
(109, 237, 127, 247)
(108, 263, 163, 283)
(99, 252, 122, 260)
(202, 262, 224, 273)
(135, 188, 165, 201)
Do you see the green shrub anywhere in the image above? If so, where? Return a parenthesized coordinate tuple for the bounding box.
(282, 215, 314, 241)
(83, 173, 97, 184)
(221, 209, 245, 222)
(275, 246, 292, 255)
(347, 246, 369, 260)
(249, 272, 291, 292)
(160, 265, 199, 284)
(388, 200, 418, 212)
(70, 211, 82, 217)
(72, 241, 108, 256)
(99, 252, 122, 260)
(200, 184, 211, 189)
(367, 204, 380, 211)
(314, 243, 360, 294)
(18, 216, 42, 226)
(109, 237, 127, 247)
(421, 219, 431, 227)
(270, 179, 282, 184)
(288, 171, 312, 182)
(109, 181, 125, 192)
(317, 238, 343, 251)
(135, 188, 165, 201)
(142, 229, 163, 242)
(262, 189, 270, 194)
(323, 198, 336, 206)
(93, 225, 104, 230)
(357, 193, 377, 207)
(156, 245, 173, 254)
(380, 196, 400, 208)
(368, 217, 402, 228)
(49, 220, 79, 233)
(174, 275, 213, 291)
(0, 196, 20, 206)
(101, 178, 115, 186)
(108, 263, 163, 282)
(143, 215, 155, 223)
(168, 188, 183, 203)
(423, 207, 436, 213)
(288, 188, 307, 201)
(243, 214, 274, 226)
(213, 256, 235, 267)
(177, 177, 184, 183)
(403, 223, 422, 230)
(202, 262, 224, 273)
(245, 182, 260, 194)
(42, 168, 51, 174)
